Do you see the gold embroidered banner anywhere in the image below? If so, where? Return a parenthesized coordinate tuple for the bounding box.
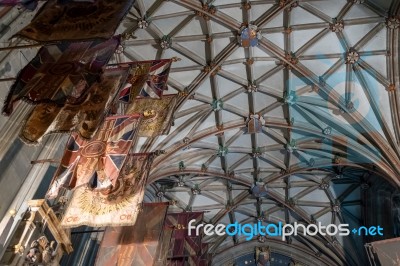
(16, 0, 135, 42)
(46, 115, 141, 200)
(2, 37, 119, 116)
(20, 65, 130, 144)
(126, 94, 178, 137)
(95, 202, 169, 266)
(60, 153, 154, 228)
(119, 59, 173, 102)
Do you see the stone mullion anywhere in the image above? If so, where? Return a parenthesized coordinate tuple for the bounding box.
(388, 25, 400, 144)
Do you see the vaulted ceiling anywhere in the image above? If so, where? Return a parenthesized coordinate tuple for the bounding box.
(0, 0, 400, 265)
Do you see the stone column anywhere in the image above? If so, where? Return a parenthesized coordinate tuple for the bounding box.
(0, 200, 72, 265)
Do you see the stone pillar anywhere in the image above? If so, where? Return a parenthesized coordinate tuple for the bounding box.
(365, 178, 396, 242)
(0, 200, 72, 265)
(0, 134, 65, 258)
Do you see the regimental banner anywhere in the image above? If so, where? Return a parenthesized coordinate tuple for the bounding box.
(165, 212, 204, 259)
(15, 0, 135, 42)
(95, 202, 169, 266)
(60, 153, 154, 228)
(46, 115, 141, 200)
(187, 244, 211, 266)
(119, 59, 172, 102)
(168, 245, 210, 266)
(126, 94, 178, 137)
(0, 0, 37, 10)
(2, 37, 120, 116)
(20, 65, 130, 144)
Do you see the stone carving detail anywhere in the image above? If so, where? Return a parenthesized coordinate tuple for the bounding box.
(177, 176, 185, 187)
(217, 145, 228, 157)
(257, 235, 266, 243)
(251, 182, 267, 197)
(345, 49, 359, 64)
(256, 246, 270, 265)
(247, 81, 258, 93)
(242, 2, 251, 10)
(330, 20, 344, 32)
(156, 190, 165, 198)
(191, 185, 201, 195)
(246, 113, 264, 134)
(319, 181, 330, 190)
(282, 52, 298, 69)
(386, 17, 400, 29)
(138, 16, 150, 29)
(25, 236, 56, 265)
(195, 3, 216, 20)
(322, 127, 332, 135)
(160, 35, 172, 50)
(114, 44, 124, 54)
(332, 203, 341, 212)
(284, 90, 297, 105)
(286, 139, 297, 153)
(211, 99, 224, 111)
(238, 24, 261, 47)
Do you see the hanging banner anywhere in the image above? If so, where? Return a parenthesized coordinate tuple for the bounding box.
(15, 0, 135, 42)
(47, 114, 141, 200)
(165, 212, 204, 258)
(159, 212, 208, 266)
(119, 59, 172, 102)
(60, 153, 154, 228)
(187, 243, 211, 266)
(95, 202, 169, 266)
(2, 37, 120, 116)
(20, 65, 130, 143)
(126, 94, 178, 137)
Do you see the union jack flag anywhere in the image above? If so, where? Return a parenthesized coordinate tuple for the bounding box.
(164, 212, 204, 260)
(46, 114, 141, 199)
(119, 59, 172, 102)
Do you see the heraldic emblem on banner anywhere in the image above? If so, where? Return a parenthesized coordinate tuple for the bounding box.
(119, 59, 172, 102)
(20, 65, 130, 143)
(46, 114, 141, 200)
(60, 153, 154, 228)
(2, 37, 120, 116)
(126, 94, 178, 137)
